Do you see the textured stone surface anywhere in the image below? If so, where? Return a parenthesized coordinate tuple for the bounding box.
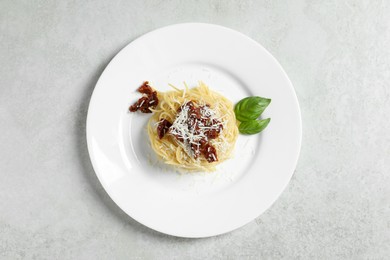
(1, 0, 389, 259)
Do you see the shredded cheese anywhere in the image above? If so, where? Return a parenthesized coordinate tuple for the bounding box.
(168, 100, 228, 159)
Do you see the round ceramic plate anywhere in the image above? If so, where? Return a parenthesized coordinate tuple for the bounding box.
(87, 23, 301, 238)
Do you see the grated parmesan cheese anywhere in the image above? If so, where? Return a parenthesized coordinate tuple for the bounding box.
(168, 100, 228, 159)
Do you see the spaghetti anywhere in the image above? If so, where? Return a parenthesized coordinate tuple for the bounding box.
(147, 82, 238, 171)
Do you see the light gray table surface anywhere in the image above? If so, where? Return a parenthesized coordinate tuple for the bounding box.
(1, 0, 389, 259)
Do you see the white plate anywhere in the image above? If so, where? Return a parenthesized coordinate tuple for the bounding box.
(87, 23, 301, 238)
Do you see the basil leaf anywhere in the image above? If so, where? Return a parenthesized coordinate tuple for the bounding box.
(239, 118, 271, 135)
(234, 96, 271, 122)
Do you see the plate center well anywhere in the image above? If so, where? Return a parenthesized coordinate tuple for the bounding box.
(122, 63, 261, 196)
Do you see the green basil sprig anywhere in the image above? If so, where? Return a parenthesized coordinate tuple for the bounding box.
(234, 96, 271, 122)
(234, 96, 271, 135)
(239, 118, 271, 135)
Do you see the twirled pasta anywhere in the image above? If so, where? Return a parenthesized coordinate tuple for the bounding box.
(148, 82, 238, 171)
